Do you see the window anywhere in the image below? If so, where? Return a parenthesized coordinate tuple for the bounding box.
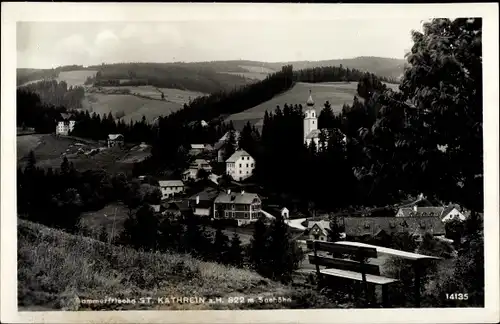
(312, 121, 315, 124)
(239, 164, 242, 167)
(422, 212, 427, 216)
(239, 170, 242, 174)
(246, 171, 249, 174)
(246, 164, 248, 167)
(429, 212, 434, 216)
(251, 163, 254, 167)
(364, 223, 370, 229)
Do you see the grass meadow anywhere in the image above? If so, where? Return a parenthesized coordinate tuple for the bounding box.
(18, 219, 336, 310)
(225, 81, 399, 131)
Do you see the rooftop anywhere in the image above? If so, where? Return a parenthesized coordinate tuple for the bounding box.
(158, 180, 184, 187)
(397, 207, 445, 217)
(214, 191, 260, 205)
(342, 216, 445, 237)
(226, 149, 252, 163)
(108, 134, 123, 140)
(306, 90, 315, 107)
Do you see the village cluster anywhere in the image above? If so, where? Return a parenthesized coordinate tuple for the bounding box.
(55, 93, 468, 243)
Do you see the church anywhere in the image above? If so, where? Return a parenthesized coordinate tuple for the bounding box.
(303, 90, 347, 149)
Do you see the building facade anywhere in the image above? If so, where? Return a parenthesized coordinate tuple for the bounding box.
(107, 134, 124, 148)
(303, 91, 347, 148)
(213, 190, 262, 226)
(158, 180, 185, 200)
(226, 149, 255, 182)
(56, 113, 76, 136)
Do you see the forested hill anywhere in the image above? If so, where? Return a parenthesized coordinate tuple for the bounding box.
(17, 56, 404, 89)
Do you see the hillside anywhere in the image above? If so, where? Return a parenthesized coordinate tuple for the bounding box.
(225, 81, 399, 131)
(213, 57, 406, 81)
(18, 219, 336, 310)
(17, 134, 151, 173)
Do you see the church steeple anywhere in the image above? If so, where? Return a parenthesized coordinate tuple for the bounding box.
(306, 89, 315, 107)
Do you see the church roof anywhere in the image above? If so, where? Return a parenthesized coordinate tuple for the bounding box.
(306, 129, 321, 139)
(306, 90, 315, 107)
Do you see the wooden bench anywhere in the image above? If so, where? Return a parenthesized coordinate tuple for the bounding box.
(306, 240, 442, 307)
(306, 239, 398, 307)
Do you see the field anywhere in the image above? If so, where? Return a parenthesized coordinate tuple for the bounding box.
(18, 219, 336, 310)
(17, 134, 151, 173)
(57, 70, 98, 87)
(82, 87, 205, 122)
(225, 82, 399, 131)
(219, 72, 269, 81)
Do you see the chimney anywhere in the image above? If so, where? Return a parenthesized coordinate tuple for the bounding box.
(413, 205, 418, 212)
(227, 189, 231, 195)
(196, 195, 200, 205)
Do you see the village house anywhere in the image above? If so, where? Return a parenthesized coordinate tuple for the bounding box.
(188, 188, 220, 217)
(55, 113, 76, 136)
(107, 134, 124, 148)
(303, 91, 347, 148)
(395, 194, 467, 223)
(267, 206, 290, 220)
(162, 200, 190, 217)
(214, 130, 240, 162)
(213, 190, 262, 226)
(183, 158, 213, 181)
(342, 216, 446, 242)
(189, 144, 213, 156)
(158, 180, 185, 200)
(307, 220, 331, 241)
(226, 149, 255, 182)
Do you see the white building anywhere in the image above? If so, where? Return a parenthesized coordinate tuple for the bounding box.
(226, 149, 255, 182)
(158, 180, 185, 200)
(56, 113, 76, 136)
(303, 90, 347, 148)
(107, 134, 124, 148)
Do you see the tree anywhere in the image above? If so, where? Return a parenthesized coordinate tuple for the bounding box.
(228, 232, 244, 267)
(60, 156, 70, 175)
(25, 150, 37, 174)
(326, 215, 343, 242)
(250, 218, 269, 272)
(223, 130, 237, 161)
(266, 214, 304, 283)
(121, 204, 159, 251)
(213, 226, 230, 264)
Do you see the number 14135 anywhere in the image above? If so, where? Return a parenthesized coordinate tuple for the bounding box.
(446, 293, 468, 300)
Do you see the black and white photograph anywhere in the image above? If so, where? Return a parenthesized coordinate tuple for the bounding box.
(1, 2, 499, 324)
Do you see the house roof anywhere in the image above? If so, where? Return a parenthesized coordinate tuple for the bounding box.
(397, 207, 445, 217)
(306, 128, 346, 141)
(159, 180, 184, 187)
(214, 192, 260, 205)
(189, 188, 220, 202)
(226, 149, 252, 163)
(281, 207, 289, 212)
(307, 220, 330, 235)
(108, 134, 123, 140)
(60, 113, 73, 120)
(190, 144, 205, 150)
(193, 159, 211, 166)
(164, 200, 190, 212)
(343, 216, 445, 237)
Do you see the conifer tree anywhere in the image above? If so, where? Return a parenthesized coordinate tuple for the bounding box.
(228, 232, 244, 267)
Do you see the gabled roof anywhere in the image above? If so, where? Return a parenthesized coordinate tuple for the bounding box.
(343, 216, 445, 237)
(306, 128, 347, 142)
(188, 188, 220, 202)
(214, 192, 260, 205)
(190, 144, 205, 150)
(60, 113, 73, 120)
(159, 180, 184, 187)
(307, 220, 330, 235)
(108, 134, 123, 140)
(397, 207, 444, 217)
(226, 149, 252, 163)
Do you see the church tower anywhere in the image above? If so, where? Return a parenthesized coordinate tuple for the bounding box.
(303, 90, 317, 144)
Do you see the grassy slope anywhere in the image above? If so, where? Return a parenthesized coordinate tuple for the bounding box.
(17, 134, 149, 173)
(18, 219, 336, 310)
(225, 82, 399, 131)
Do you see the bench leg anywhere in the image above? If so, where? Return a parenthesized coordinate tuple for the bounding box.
(382, 285, 390, 307)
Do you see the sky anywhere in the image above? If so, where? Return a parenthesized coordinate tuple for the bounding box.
(17, 19, 426, 69)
